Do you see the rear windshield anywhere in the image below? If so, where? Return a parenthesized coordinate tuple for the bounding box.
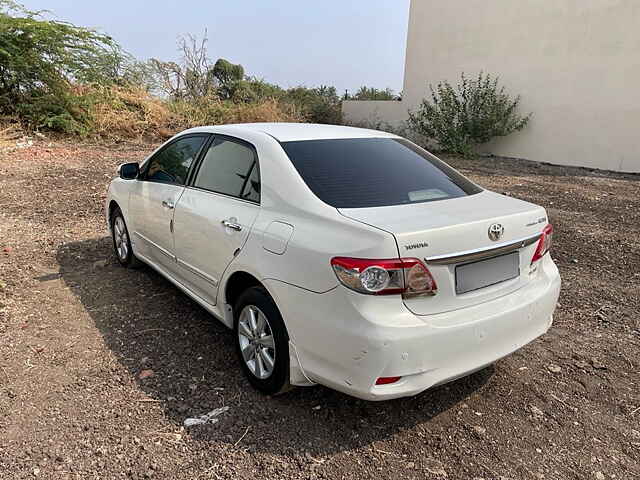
(280, 138, 482, 208)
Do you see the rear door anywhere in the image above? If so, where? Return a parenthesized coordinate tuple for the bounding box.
(128, 134, 209, 272)
(173, 135, 261, 305)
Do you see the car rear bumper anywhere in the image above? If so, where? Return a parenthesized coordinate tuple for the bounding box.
(266, 255, 561, 401)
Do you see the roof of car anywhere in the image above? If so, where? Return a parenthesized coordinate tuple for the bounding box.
(184, 122, 400, 142)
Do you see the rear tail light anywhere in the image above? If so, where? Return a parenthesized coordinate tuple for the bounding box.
(330, 257, 437, 297)
(531, 224, 554, 263)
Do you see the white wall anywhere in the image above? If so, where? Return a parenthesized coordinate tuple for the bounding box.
(344, 0, 640, 172)
(342, 100, 407, 128)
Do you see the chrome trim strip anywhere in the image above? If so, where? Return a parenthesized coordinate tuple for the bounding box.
(425, 233, 542, 265)
(176, 259, 219, 287)
(184, 185, 260, 206)
(133, 231, 176, 261)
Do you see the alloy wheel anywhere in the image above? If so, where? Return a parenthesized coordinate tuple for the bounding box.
(237, 305, 276, 379)
(113, 216, 129, 261)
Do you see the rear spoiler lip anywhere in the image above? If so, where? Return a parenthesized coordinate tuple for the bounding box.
(425, 232, 542, 266)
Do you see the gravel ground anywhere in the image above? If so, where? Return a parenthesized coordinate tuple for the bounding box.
(0, 141, 639, 480)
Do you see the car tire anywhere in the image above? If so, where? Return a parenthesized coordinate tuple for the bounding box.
(111, 208, 142, 269)
(234, 286, 291, 395)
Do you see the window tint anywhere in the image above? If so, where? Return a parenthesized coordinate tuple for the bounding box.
(280, 138, 482, 208)
(146, 135, 206, 185)
(194, 138, 260, 201)
(240, 162, 261, 202)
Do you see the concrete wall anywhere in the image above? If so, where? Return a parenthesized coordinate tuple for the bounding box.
(344, 0, 640, 172)
(342, 100, 408, 128)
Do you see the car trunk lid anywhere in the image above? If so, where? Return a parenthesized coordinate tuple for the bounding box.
(339, 191, 548, 315)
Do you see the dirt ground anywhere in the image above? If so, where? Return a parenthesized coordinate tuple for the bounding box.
(1, 140, 639, 480)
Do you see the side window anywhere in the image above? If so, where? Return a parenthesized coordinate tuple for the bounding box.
(193, 137, 260, 202)
(240, 162, 260, 202)
(145, 135, 207, 185)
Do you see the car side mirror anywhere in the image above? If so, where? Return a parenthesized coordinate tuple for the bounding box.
(119, 162, 139, 180)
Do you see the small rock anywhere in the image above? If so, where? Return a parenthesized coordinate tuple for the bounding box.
(139, 369, 154, 380)
(571, 259, 579, 264)
(407, 461, 415, 468)
(595, 472, 605, 480)
(591, 358, 606, 370)
(33, 467, 40, 476)
(530, 405, 544, 418)
(473, 425, 486, 435)
(92, 259, 108, 269)
(574, 359, 590, 369)
(312, 405, 321, 410)
(548, 365, 562, 373)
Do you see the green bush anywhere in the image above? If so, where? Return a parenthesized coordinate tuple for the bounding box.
(408, 72, 531, 156)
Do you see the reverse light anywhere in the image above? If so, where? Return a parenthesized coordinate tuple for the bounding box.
(531, 224, 554, 263)
(330, 257, 437, 297)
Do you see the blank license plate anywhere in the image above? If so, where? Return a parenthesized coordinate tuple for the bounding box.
(455, 252, 520, 294)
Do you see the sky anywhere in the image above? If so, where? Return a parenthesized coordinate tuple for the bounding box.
(20, 1, 410, 95)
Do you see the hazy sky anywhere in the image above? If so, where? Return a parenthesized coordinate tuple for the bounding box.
(21, 1, 410, 94)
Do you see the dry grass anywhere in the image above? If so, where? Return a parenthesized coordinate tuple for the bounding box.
(88, 87, 305, 140)
(0, 121, 23, 149)
(88, 86, 179, 140)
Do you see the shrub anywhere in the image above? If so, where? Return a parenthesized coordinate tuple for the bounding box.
(283, 85, 342, 124)
(408, 72, 531, 156)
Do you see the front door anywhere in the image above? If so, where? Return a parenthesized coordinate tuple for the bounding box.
(129, 134, 209, 272)
(173, 135, 261, 305)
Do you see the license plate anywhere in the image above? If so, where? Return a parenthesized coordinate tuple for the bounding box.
(455, 252, 520, 294)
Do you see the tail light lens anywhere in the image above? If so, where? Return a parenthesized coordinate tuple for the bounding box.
(531, 224, 554, 263)
(330, 257, 437, 297)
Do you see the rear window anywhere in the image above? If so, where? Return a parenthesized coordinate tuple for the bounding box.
(280, 138, 482, 208)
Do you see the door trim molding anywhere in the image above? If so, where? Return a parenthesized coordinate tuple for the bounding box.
(133, 231, 176, 261)
(176, 258, 219, 287)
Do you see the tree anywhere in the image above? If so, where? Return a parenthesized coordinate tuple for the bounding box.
(149, 32, 218, 100)
(350, 86, 398, 101)
(0, 0, 127, 132)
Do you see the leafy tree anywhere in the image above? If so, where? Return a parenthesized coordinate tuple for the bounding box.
(0, 0, 127, 132)
(408, 72, 531, 156)
(212, 58, 244, 99)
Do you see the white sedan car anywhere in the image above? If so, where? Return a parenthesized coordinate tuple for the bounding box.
(106, 123, 560, 401)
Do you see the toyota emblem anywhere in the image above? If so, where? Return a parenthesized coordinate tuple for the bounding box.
(488, 223, 504, 241)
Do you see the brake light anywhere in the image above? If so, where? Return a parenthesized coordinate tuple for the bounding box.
(531, 224, 554, 263)
(330, 257, 437, 297)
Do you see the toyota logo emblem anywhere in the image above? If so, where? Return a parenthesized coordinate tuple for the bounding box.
(488, 223, 504, 241)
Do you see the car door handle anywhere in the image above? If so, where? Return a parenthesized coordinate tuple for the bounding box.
(221, 219, 242, 231)
(162, 200, 175, 209)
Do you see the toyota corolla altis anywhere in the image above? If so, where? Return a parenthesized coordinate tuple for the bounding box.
(106, 123, 561, 400)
